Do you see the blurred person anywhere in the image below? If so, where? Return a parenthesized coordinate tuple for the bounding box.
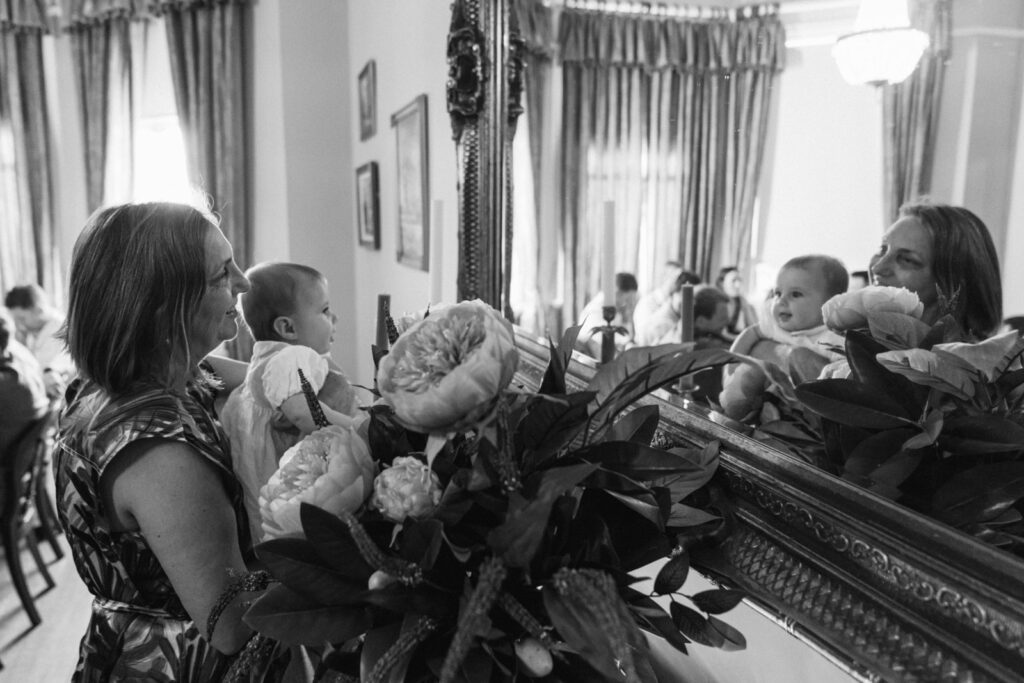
(0, 307, 48, 457)
(715, 265, 758, 340)
(577, 272, 639, 358)
(5, 283, 75, 398)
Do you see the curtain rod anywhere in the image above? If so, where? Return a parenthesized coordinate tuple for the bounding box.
(561, 1, 780, 20)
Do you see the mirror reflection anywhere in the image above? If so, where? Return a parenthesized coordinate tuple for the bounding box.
(508, 0, 1024, 560)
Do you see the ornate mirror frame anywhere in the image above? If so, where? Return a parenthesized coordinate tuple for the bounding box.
(447, 1, 1024, 680)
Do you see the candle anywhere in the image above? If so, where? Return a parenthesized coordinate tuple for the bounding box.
(680, 284, 694, 343)
(430, 200, 444, 303)
(375, 293, 391, 349)
(602, 200, 616, 303)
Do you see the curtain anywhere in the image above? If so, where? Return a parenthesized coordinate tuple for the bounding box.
(0, 1, 59, 297)
(882, 0, 952, 223)
(162, 0, 249, 357)
(514, 1, 784, 327)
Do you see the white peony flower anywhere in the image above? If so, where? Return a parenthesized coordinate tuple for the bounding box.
(371, 455, 443, 523)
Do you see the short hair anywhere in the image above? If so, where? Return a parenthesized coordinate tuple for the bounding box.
(674, 270, 702, 289)
(694, 285, 730, 320)
(899, 200, 1002, 338)
(4, 283, 46, 310)
(64, 202, 216, 395)
(715, 265, 739, 289)
(781, 255, 849, 300)
(241, 262, 325, 342)
(615, 272, 638, 293)
(0, 307, 13, 351)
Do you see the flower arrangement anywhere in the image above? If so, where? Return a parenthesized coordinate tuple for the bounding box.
(231, 299, 747, 682)
(792, 286, 1024, 556)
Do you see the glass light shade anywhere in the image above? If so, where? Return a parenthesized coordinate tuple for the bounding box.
(833, 27, 929, 86)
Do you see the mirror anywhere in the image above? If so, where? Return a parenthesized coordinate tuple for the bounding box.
(450, 0, 1024, 680)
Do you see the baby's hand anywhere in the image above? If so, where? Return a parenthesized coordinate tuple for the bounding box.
(319, 371, 357, 416)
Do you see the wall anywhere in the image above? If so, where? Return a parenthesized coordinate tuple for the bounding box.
(249, 0, 456, 390)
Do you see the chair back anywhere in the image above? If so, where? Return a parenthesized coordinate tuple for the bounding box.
(1, 409, 56, 519)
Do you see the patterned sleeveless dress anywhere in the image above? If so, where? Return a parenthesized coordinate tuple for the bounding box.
(54, 378, 255, 682)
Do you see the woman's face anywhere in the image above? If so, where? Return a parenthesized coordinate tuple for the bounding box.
(871, 216, 938, 309)
(721, 270, 742, 297)
(190, 225, 250, 358)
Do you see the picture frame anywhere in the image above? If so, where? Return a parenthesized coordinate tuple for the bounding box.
(391, 94, 429, 271)
(358, 60, 377, 141)
(355, 161, 380, 249)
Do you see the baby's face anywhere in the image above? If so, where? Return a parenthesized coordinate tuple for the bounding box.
(771, 266, 829, 332)
(291, 277, 337, 355)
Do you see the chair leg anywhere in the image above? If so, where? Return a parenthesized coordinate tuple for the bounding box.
(33, 476, 64, 560)
(24, 517, 55, 589)
(2, 517, 41, 627)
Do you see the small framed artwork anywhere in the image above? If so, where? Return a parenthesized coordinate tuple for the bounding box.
(358, 60, 377, 141)
(356, 161, 380, 249)
(392, 94, 429, 271)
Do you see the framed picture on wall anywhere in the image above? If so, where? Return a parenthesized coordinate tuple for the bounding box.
(358, 60, 377, 141)
(356, 161, 380, 249)
(392, 94, 429, 271)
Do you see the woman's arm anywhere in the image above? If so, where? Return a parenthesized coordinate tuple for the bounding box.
(205, 355, 249, 394)
(105, 440, 255, 654)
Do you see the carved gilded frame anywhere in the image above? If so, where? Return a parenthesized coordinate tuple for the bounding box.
(449, 1, 1024, 680)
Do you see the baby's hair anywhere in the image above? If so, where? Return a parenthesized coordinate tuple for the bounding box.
(241, 262, 325, 342)
(782, 255, 848, 299)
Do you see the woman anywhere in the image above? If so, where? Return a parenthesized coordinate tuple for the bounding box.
(715, 265, 758, 340)
(54, 202, 275, 681)
(871, 200, 1002, 338)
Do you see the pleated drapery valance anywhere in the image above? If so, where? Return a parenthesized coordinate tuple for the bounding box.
(0, 0, 252, 31)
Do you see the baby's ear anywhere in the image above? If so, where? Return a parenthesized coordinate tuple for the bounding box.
(273, 316, 297, 340)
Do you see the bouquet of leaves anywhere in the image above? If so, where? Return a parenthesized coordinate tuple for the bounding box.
(792, 286, 1024, 555)
(235, 299, 747, 682)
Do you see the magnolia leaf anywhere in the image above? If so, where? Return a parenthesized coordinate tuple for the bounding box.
(256, 537, 368, 605)
(397, 518, 444, 570)
(866, 312, 932, 348)
(932, 463, 1024, 526)
(577, 440, 711, 481)
(867, 448, 924, 494)
(653, 553, 690, 595)
(842, 428, 914, 478)
(844, 330, 926, 416)
(669, 602, 720, 647)
(668, 503, 721, 528)
(691, 589, 746, 615)
(600, 488, 665, 528)
(796, 379, 914, 428)
(932, 330, 1024, 382)
(518, 393, 593, 468)
(606, 404, 661, 445)
(876, 349, 974, 400)
(996, 368, 1024, 395)
(244, 583, 372, 646)
(362, 583, 452, 618)
(581, 467, 651, 496)
(540, 325, 583, 395)
(298, 503, 376, 581)
(938, 414, 1024, 456)
(707, 615, 747, 651)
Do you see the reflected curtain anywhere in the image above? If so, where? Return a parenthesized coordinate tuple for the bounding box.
(0, 1, 59, 296)
(515, 1, 784, 327)
(163, 0, 249, 358)
(882, 0, 952, 223)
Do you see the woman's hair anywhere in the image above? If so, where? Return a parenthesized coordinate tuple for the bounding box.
(4, 283, 46, 310)
(899, 200, 1002, 338)
(240, 262, 325, 342)
(63, 202, 216, 395)
(782, 254, 849, 300)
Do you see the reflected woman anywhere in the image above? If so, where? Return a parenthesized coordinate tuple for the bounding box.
(871, 200, 1002, 339)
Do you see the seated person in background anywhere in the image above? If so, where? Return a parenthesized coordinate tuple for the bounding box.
(715, 265, 758, 341)
(4, 283, 75, 399)
(633, 265, 702, 346)
(0, 307, 48, 457)
(719, 254, 848, 421)
(577, 272, 639, 358)
(219, 261, 362, 542)
(848, 270, 869, 291)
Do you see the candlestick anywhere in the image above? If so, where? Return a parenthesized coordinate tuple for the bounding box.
(430, 199, 444, 303)
(602, 200, 616, 302)
(680, 283, 694, 343)
(600, 304, 617, 364)
(375, 293, 391, 349)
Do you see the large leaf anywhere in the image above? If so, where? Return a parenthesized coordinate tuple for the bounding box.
(652, 443, 720, 503)
(299, 503, 375, 580)
(843, 428, 916, 478)
(539, 325, 583, 395)
(795, 379, 914, 429)
(577, 441, 712, 481)
(606, 404, 661, 445)
(938, 414, 1024, 456)
(653, 553, 689, 595)
(669, 602, 720, 647)
(932, 463, 1024, 526)
(518, 393, 593, 470)
(707, 616, 747, 651)
(627, 593, 690, 654)
(691, 589, 746, 615)
(487, 463, 598, 566)
(844, 329, 926, 416)
(256, 537, 368, 605)
(244, 583, 372, 646)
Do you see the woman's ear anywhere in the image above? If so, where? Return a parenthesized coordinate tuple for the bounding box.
(273, 316, 297, 340)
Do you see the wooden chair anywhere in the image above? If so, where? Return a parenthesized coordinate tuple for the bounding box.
(0, 409, 58, 626)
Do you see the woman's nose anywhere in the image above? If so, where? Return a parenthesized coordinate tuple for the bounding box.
(871, 253, 891, 277)
(233, 272, 251, 294)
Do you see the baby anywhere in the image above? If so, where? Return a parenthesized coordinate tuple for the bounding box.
(220, 262, 362, 542)
(719, 255, 848, 421)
